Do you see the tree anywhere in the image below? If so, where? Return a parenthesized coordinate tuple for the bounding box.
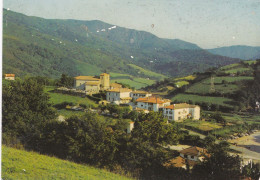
(57, 74, 74, 87)
(242, 162, 260, 180)
(211, 112, 227, 126)
(131, 112, 179, 145)
(203, 135, 216, 148)
(192, 142, 242, 179)
(2, 78, 57, 148)
(63, 113, 120, 167)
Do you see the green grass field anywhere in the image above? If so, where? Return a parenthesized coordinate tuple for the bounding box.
(111, 78, 155, 89)
(175, 81, 189, 87)
(45, 86, 98, 108)
(185, 76, 253, 95)
(186, 83, 239, 94)
(174, 75, 196, 81)
(110, 72, 132, 79)
(202, 76, 254, 84)
(110, 72, 156, 89)
(224, 67, 251, 74)
(2, 146, 131, 180)
(127, 64, 167, 80)
(57, 109, 85, 118)
(182, 120, 223, 131)
(171, 93, 234, 108)
(243, 60, 256, 65)
(219, 63, 241, 70)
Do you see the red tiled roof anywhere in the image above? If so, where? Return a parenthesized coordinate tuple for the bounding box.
(85, 81, 100, 85)
(5, 74, 15, 77)
(106, 88, 132, 93)
(74, 76, 100, 81)
(110, 83, 122, 88)
(164, 103, 198, 110)
(136, 97, 171, 104)
(131, 90, 150, 94)
(163, 156, 197, 168)
(100, 73, 109, 76)
(180, 146, 206, 156)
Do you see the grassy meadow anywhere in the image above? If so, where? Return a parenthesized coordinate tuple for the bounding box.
(2, 146, 131, 180)
(110, 72, 155, 89)
(182, 119, 223, 132)
(127, 64, 167, 80)
(171, 93, 234, 108)
(45, 86, 98, 108)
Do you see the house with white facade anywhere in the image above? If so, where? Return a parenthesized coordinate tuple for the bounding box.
(74, 73, 110, 93)
(179, 146, 207, 162)
(106, 88, 132, 105)
(163, 103, 200, 122)
(136, 96, 171, 112)
(163, 146, 208, 169)
(5, 74, 15, 80)
(130, 90, 152, 101)
(126, 121, 135, 134)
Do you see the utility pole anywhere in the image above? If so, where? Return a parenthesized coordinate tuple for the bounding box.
(209, 76, 215, 93)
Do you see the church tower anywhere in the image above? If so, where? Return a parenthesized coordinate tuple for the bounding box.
(100, 73, 110, 90)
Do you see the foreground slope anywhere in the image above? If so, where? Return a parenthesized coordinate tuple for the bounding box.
(2, 146, 131, 180)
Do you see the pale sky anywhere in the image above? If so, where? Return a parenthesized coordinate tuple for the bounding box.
(3, 0, 260, 48)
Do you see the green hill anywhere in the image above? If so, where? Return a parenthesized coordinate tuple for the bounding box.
(3, 9, 239, 79)
(208, 45, 260, 60)
(2, 146, 131, 180)
(144, 60, 259, 111)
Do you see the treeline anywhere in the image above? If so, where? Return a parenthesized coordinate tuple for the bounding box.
(2, 78, 259, 179)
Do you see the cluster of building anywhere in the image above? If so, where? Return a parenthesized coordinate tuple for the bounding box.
(164, 146, 208, 169)
(74, 73, 200, 122)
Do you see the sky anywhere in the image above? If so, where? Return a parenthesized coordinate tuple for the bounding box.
(3, 0, 260, 48)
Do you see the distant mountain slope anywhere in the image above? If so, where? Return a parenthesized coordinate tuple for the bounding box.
(208, 45, 260, 60)
(3, 9, 240, 78)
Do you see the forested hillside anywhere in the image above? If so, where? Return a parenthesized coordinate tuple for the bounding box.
(208, 45, 260, 60)
(3, 9, 239, 79)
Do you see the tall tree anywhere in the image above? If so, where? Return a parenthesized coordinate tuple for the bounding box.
(2, 78, 57, 148)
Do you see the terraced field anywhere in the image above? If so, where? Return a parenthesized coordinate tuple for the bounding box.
(171, 93, 234, 108)
(185, 76, 253, 95)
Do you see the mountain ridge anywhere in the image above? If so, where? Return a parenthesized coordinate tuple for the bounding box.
(3, 9, 240, 79)
(208, 45, 260, 60)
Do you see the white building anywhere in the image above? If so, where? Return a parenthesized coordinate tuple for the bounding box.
(5, 74, 15, 80)
(126, 121, 135, 134)
(136, 96, 171, 112)
(106, 88, 132, 105)
(163, 103, 200, 122)
(130, 90, 152, 101)
(179, 146, 207, 162)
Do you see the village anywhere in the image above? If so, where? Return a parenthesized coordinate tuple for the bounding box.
(66, 73, 200, 121)
(4, 72, 259, 172)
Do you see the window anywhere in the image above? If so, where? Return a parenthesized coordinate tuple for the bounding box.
(184, 155, 187, 158)
(178, 117, 181, 120)
(191, 156, 194, 159)
(141, 104, 143, 107)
